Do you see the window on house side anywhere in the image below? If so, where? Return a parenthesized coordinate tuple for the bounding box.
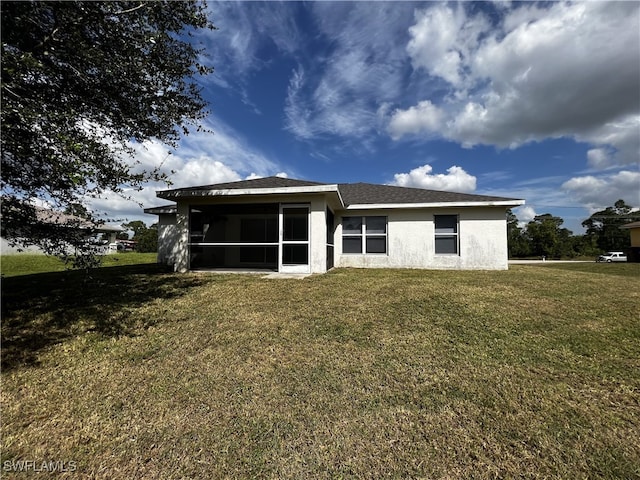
(342, 216, 387, 254)
(434, 215, 458, 254)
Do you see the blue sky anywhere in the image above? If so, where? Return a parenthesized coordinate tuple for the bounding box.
(93, 1, 639, 234)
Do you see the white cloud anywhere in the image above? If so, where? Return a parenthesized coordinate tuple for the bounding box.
(561, 170, 640, 208)
(586, 148, 613, 170)
(391, 164, 476, 193)
(407, 4, 489, 87)
(388, 101, 444, 140)
(284, 2, 414, 144)
(200, 3, 302, 84)
(245, 171, 288, 181)
(514, 205, 537, 224)
(578, 115, 640, 168)
(173, 119, 280, 179)
(201, 1, 638, 173)
(86, 157, 242, 224)
(284, 66, 314, 140)
(389, 2, 640, 169)
(84, 117, 286, 224)
(479, 177, 592, 234)
(172, 158, 241, 188)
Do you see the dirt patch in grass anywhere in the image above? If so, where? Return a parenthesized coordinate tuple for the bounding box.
(2, 265, 639, 478)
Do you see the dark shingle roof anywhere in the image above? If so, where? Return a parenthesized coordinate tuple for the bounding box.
(338, 183, 520, 206)
(161, 176, 327, 195)
(154, 176, 522, 206)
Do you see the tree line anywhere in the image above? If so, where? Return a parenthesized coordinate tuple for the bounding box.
(507, 200, 639, 259)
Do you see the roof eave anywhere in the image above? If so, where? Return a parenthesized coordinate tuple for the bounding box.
(144, 206, 177, 215)
(95, 224, 125, 233)
(620, 222, 640, 230)
(157, 184, 341, 199)
(344, 199, 526, 210)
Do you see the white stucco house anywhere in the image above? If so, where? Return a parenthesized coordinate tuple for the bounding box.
(144, 176, 524, 273)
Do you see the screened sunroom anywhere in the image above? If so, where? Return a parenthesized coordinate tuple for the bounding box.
(188, 203, 312, 272)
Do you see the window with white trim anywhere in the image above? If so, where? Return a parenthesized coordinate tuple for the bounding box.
(342, 216, 387, 254)
(434, 215, 458, 254)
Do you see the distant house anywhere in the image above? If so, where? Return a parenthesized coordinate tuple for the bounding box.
(144, 177, 524, 273)
(1, 206, 123, 255)
(620, 220, 640, 247)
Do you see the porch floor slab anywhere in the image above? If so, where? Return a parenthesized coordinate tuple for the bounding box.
(262, 272, 312, 279)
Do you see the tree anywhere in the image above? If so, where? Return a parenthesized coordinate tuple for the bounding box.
(134, 223, 158, 253)
(525, 214, 574, 259)
(582, 200, 640, 252)
(121, 220, 157, 252)
(1, 1, 214, 255)
(122, 220, 148, 239)
(506, 209, 531, 258)
(64, 203, 91, 220)
(570, 233, 600, 258)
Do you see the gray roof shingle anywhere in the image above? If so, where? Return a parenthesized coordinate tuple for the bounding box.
(338, 182, 520, 206)
(155, 176, 522, 206)
(160, 176, 327, 195)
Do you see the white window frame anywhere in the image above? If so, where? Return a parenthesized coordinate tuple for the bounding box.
(342, 216, 387, 255)
(434, 214, 459, 255)
(279, 203, 311, 273)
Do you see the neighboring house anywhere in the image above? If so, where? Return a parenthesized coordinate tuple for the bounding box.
(144, 176, 524, 273)
(1, 206, 124, 255)
(620, 220, 640, 247)
(620, 220, 640, 262)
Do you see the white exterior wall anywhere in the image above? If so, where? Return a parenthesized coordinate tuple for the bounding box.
(173, 203, 190, 272)
(309, 196, 328, 274)
(157, 200, 510, 272)
(335, 207, 509, 270)
(157, 213, 179, 267)
(1, 237, 47, 254)
(459, 208, 509, 270)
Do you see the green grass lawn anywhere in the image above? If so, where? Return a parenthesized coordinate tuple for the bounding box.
(1, 264, 639, 479)
(0, 252, 157, 277)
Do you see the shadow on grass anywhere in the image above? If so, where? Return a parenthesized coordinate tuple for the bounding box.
(1, 263, 205, 371)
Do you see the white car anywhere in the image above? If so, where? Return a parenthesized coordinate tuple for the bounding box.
(596, 252, 627, 263)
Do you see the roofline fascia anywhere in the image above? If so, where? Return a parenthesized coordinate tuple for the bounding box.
(157, 184, 341, 199)
(344, 200, 526, 210)
(620, 223, 640, 230)
(96, 224, 125, 232)
(335, 188, 346, 209)
(144, 207, 177, 215)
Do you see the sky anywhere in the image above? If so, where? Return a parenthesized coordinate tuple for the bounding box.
(91, 1, 640, 234)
